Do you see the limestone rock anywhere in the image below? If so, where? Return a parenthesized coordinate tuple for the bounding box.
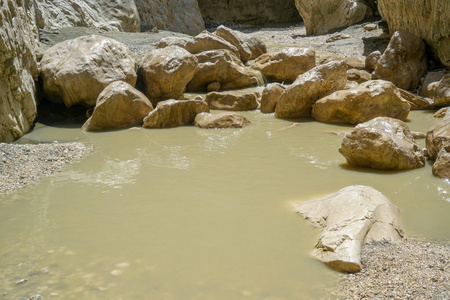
(82, 81, 153, 131)
(365, 50, 381, 73)
(347, 69, 371, 84)
(432, 145, 450, 179)
(137, 46, 198, 106)
(252, 48, 315, 83)
(295, 0, 373, 35)
(374, 30, 428, 90)
(295, 185, 404, 273)
(40, 35, 137, 108)
(434, 74, 450, 106)
(339, 117, 425, 170)
(377, 0, 450, 67)
(426, 117, 450, 160)
(398, 89, 434, 110)
(275, 61, 347, 119)
(143, 99, 209, 128)
(420, 71, 446, 98)
(205, 91, 259, 111)
(194, 112, 251, 128)
(312, 80, 410, 125)
(261, 84, 286, 114)
(0, 0, 39, 142)
(344, 57, 365, 71)
(434, 107, 449, 119)
(207, 82, 221, 92)
(186, 50, 263, 92)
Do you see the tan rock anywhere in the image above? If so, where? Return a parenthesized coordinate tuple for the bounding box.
(364, 24, 377, 31)
(426, 117, 450, 160)
(420, 71, 446, 98)
(40, 35, 137, 108)
(344, 81, 359, 90)
(434, 74, 450, 106)
(194, 112, 251, 129)
(312, 80, 410, 125)
(434, 107, 449, 119)
(295, 185, 404, 273)
(398, 89, 434, 110)
(252, 48, 315, 83)
(137, 46, 198, 106)
(365, 50, 381, 73)
(143, 99, 209, 128)
(205, 91, 259, 111)
(347, 69, 371, 84)
(81, 81, 153, 131)
(206, 82, 221, 92)
(375, 30, 428, 90)
(275, 61, 347, 119)
(261, 84, 286, 114)
(325, 34, 350, 43)
(432, 145, 450, 179)
(345, 57, 365, 70)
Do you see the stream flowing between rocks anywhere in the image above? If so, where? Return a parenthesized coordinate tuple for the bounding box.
(1, 110, 449, 299)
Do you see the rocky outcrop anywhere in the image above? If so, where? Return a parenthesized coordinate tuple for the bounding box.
(426, 117, 450, 160)
(339, 117, 425, 170)
(295, 0, 373, 35)
(261, 84, 285, 114)
(136, 0, 205, 35)
(194, 112, 251, 129)
(0, 0, 39, 142)
(35, 0, 140, 32)
(377, 0, 450, 67)
(205, 91, 259, 111)
(137, 46, 198, 106)
(312, 80, 410, 125)
(295, 185, 404, 273)
(82, 81, 153, 131)
(275, 61, 347, 119)
(143, 99, 209, 128)
(434, 74, 450, 107)
(432, 145, 450, 179)
(40, 35, 137, 108)
(252, 48, 316, 83)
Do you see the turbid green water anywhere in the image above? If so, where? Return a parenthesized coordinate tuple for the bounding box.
(1, 110, 449, 299)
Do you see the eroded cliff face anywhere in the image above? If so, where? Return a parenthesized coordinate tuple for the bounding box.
(0, 0, 39, 143)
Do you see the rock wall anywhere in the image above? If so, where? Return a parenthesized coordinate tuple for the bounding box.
(378, 0, 450, 67)
(0, 0, 39, 143)
(197, 0, 301, 25)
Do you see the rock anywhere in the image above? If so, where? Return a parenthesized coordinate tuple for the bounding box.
(136, 46, 198, 106)
(374, 30, 428, 90)
(40, 35, 137, 108)
(312, 80, 410, 125)
(81, 81, 153, 131)
(143, 99, 209, 128)
(325, 34, 350, 43)
(207, 82, 221, 92)
(434, 107, 449, 119)
(425, 117, 450, 160)
(205, 91, 259, 111)
(275, 61, 347, 119)
(377, 0, 450, 67)
(35, 0, 140, 32)
(29, 295, 43, 300)
(347, 69, 371, 84)
(364, 23, 377, 31)
(420, 71, 446, 98)
(432, 145, 450, 179)
(136, 0, 205, 35)
(434, 74, 450, 106)
(398, 89, 434, 110)
(295, 0, 373, 35)
(295, 185, 404, 273)
(411, 131, 426, 139)
(365, 50, 382, 73)
(345, 57, 365, 71)
(261, 83, 286, 113)
(194, 112, 251, 128)
(339, 117, 425, 170)
(186, 49, 263, 92)
(345, 81, 359, 90)
(0, 0, 39, 143)
(252, 48, 315, 83)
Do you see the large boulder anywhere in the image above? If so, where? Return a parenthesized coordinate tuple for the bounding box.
(275, 61, 347, 119)
(295, 185, 404, 273)
(294, 0, 373, 35)
(260, 83, 286, 114)
(143, 99, 209, 128)
(205, 91, 259, 111)
(186, 50, 263, 92)
(137, 46, 198, 106)
(377, 0, 450, 67)
(194, 112, 251, 129)
(0, 0, 39, 142)
(312, 80, 411, 125)
(434, 74, 450, 107)
(339, 117, 425, 170)
(374, 30, 428, 90)
(252, 48, 315, 83)
(40, 35, 137, 108)
(426, 117, 450, 160)
(81, 81, 153, 132)
(432, 145, 450, 179)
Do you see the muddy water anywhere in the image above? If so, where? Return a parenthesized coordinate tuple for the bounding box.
(1, 110, 449, 299)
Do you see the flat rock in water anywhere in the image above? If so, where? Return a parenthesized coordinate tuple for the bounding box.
(205, 91, 259, 111)
(194, 112, 251, 128)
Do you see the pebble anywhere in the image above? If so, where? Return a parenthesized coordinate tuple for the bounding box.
(115, 262, 130, 268)
(110, 270, 122, 276)
(16, 278, 28, 285)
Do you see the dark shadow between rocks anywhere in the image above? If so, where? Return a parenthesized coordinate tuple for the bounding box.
(339, 163, 420, 175)
(362, 36, 390, 56)
(36, 100, 88, 128)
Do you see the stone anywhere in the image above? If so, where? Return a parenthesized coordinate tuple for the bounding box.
(432, 145, 450, 179)
(81, 81, 153, 131)
(40, 35, 137, 108)
(434, 107, 449, 119)
(295, 0, 373, 35)
(275, 61, 347, 119)
(374, 30, 428, 90)
(425, 117, 450, 160)
(312, 80, 410, 125)
(434, 74, 450, 106)
(186, 50, 263, 92)
(345, 57, 365, 71)
(29, 295, 43, 300)
(194, 112, 251, 128)
(295, 185, 404, 273)
(377, 0, 450, 67)
(143, 99, 209, 128)
(420, 71, 446, 98)
(136, 46, 198, 106)
(364, 23, 377, 31)
(347, 69, 371, 84)
(207, 82, 221, 92)
(325, 34, 350, 43)
(261, 83, 286, 114)
(0, 0, 39, 143)
(252, 48, 315, 83)
(398, 89, 434, 110)
(205, 91, 259, 111)
(339, 117, 425, 170)
(365, 50, 382, 73)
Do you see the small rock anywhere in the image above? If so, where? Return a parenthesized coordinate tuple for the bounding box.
(16, 278, 28, 285)
(110, 270, 122, 276)
(29, 295, 43, 300)
(207, 81, 221, 92)
(326, 33, 350, 43)
(364, 23, 378, 31)
(151, 27, 159, 33)
(115, 262, 130, 268)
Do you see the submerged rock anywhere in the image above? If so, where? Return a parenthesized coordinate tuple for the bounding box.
(194, 112, 251, 129)
(205, 91, 259, 111)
